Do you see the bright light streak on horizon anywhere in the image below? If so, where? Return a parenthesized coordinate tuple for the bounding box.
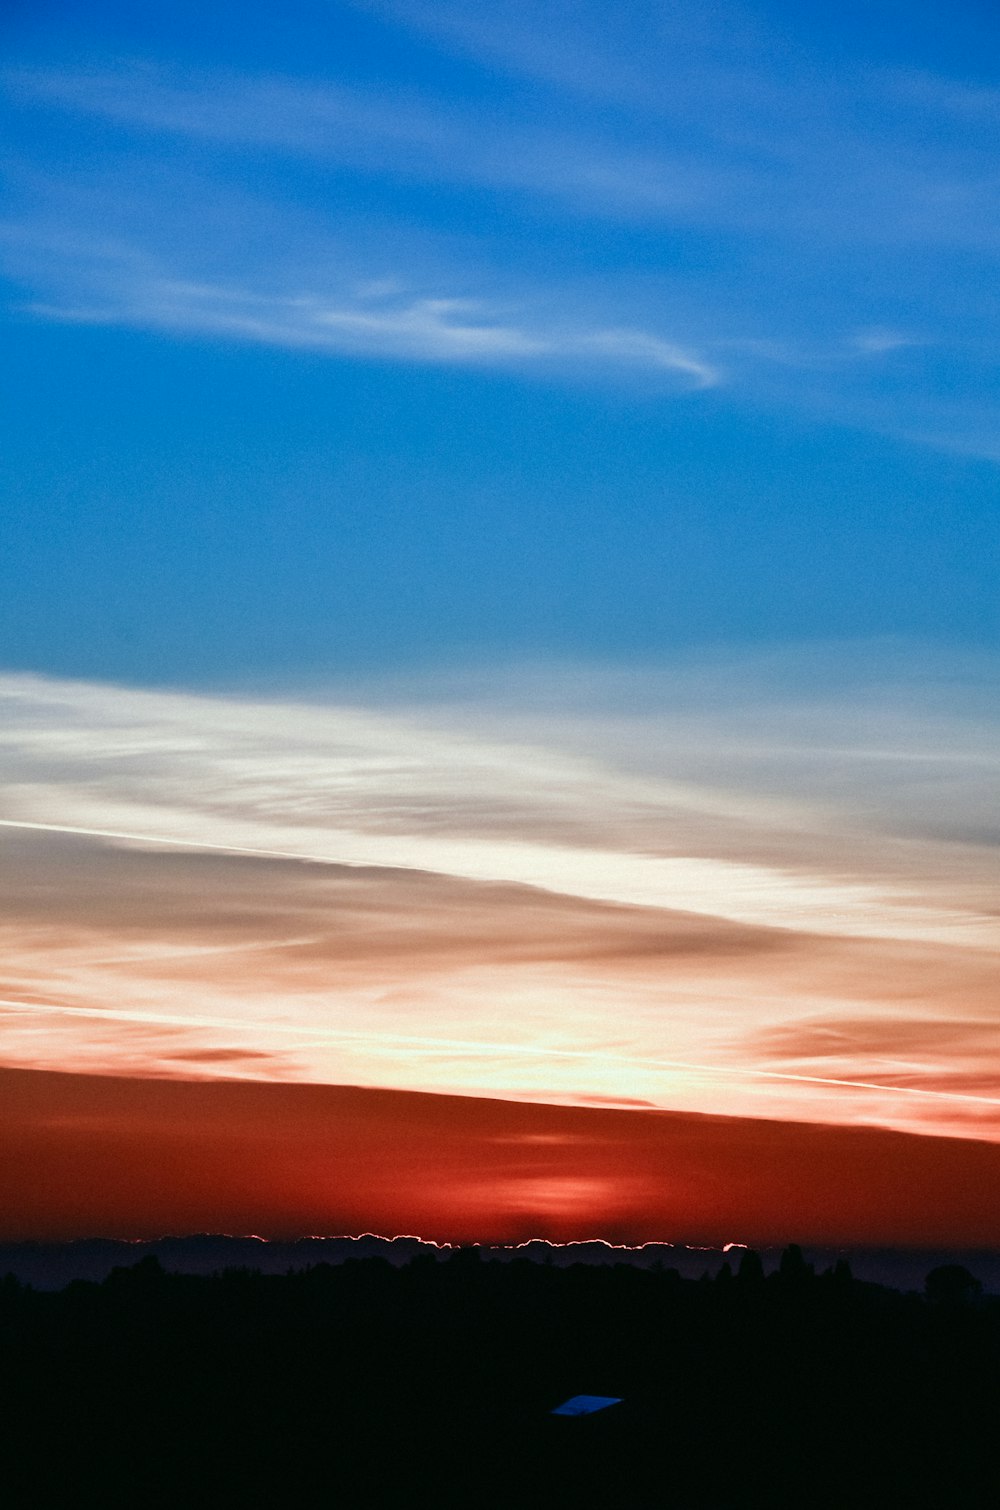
(4, 994, 1000, 1113)
(1, 665, 998, 1145)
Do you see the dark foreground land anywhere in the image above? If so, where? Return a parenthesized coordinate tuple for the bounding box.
(2, 1247, 998, 1509)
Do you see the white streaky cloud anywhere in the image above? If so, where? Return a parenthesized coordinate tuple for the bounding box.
(574, 328, 719, 386)
(0, 666, 995, 945)
(141, 290, 547, 363)
(4, 996, 1000, 1111)
(5, 64, 998, 454)
(346, 3, 1000, 247)
(7, 11, 1000, 459)
(25, 276, 716, 381)
(394, 645, 1000, 855)
(1, 659, 997, 1139)
(882, 69, 1000, 124)
(142, 283, 722, 380)
(0, 816, 991, 948)
(360, 0, 1000, 158)
(10, 53, 999, 251)
(851, 328, 923, 355)
(3, 64, 444, 152)
(312, 296, 549, 359)
(343, 0, 720, 110)
(2, 62, 747, 222)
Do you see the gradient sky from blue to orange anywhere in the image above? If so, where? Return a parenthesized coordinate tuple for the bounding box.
(0, 1, 998, 1242)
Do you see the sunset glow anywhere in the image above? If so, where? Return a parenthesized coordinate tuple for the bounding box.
(5, 1066, 1000, 1247)
(1, 662, 997, 1182)
(2, 0, 998, 1249)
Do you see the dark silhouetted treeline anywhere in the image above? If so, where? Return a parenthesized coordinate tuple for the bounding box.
(1, 1245, 998, 1508)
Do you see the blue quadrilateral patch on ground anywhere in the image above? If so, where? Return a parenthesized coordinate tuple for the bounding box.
(551, 1395, 623, 1417)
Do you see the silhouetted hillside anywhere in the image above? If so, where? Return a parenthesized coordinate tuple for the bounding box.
(5, 1230, 1000, 1290)
(2, 1245, 998, 1508)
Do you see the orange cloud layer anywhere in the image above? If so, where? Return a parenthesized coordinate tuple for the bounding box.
(2, 828, 998, 1140)
(4, 1065, 1000, 1247)
(1, 666, 997, 1152)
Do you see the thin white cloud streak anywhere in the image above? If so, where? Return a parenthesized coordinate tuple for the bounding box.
(4, 62, 738, 222)
(0, 815, 990, 948)
(5, 996, 1000, 1112)
(7, 48, 1000, 445)
(137, 287, 717, 382)
(882, 70, 1000, 126)
(410, 649, 1000, 857)
(9, 54, 1000, 249)
(352, 0, 979, 146)
(348, 0, 759, 111)
(0, 665, 995, 946)
(346, 1, 1000, 246)
(0, 655, 997, 1139)
(1, 226, 717, 383)
(14, 216, 998, 457)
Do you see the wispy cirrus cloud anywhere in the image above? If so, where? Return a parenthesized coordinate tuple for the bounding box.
(744, 1013, 1000, 1138)
(3, 2, 1000, 456)
(28, 275, 717, 381)
(8, 52, 1000, 247)
(0, 651, 997, 1140)
(4, 61, 739, 221)
(346, 0, 1000, 244)
(0, 195, 718, 383)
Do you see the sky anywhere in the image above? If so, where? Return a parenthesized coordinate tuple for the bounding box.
(1, 0, 998, 1243)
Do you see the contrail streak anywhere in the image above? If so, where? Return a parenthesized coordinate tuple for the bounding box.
(1, 815, 994, 949)
(0, 816, 341, 866)
(2, 995, 999, 1110)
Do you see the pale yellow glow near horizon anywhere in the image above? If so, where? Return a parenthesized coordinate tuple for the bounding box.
(1, 665, 997, 1143)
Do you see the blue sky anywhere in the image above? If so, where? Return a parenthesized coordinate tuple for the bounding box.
(2, 0, 998, 681)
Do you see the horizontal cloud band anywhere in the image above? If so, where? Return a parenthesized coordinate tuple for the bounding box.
(0, 656, 997, 1141)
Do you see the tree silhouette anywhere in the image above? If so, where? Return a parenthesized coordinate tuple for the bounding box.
(925, 1264, 982, 1307)
(778, 1243, 813, 1286)
(737, 1248, 765, 1284)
